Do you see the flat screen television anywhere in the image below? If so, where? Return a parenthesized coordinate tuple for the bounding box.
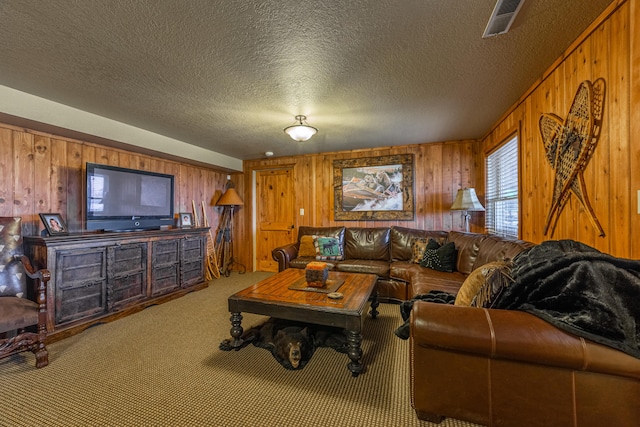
(85, 162, 175, 232)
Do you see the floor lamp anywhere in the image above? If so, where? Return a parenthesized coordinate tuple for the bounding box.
(215, 182, 246, 277)
(450, 188, 485, 232)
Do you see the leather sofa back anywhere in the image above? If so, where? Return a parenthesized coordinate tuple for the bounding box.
(344, 227, 391, 260)
(473, 235, 535, 269)
(297, 226, 345, 246)
(446, 231, 486, 275)
(390, 227, 448, 261)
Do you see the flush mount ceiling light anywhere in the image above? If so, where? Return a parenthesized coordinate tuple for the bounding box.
(284, 115, 318, 142)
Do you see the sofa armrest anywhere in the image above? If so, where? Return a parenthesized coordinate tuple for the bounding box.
(410, 301, 640, 379)
(272, 242, 300, 272)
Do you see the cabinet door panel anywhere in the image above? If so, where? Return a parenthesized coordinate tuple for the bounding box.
(56, 249, 107, 325)
(151, 239, 180, 295)
(109, 272, 146, 309)
(110, 243, 146, 275)
(58, 250, 106, 282)
(153, 240, 180, 264)
(108, 243, 147, 309)
(56, 280, 106, 324)
(152, 265, 180, 295)
(181, 236, 205, 287)
(182, 260, 203, 286)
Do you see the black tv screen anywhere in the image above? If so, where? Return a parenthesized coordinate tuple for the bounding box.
(85, 162, 175, 231)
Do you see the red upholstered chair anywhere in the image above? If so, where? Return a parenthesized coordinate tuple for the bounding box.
(0, 217, 50, 368)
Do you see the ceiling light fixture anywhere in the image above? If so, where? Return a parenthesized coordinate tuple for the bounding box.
(284, 115, 318, 142)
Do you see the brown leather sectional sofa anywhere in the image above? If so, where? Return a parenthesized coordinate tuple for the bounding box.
(272, 226, 640, 426)
(272, 226, 532, 302)
(410, 302, 640, 426)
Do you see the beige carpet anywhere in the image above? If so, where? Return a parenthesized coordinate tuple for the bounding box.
(0, 272, 483, 427)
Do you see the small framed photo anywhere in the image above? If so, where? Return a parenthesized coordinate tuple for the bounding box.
(178, 212, 193, 228)
(40, 213, 69, 236)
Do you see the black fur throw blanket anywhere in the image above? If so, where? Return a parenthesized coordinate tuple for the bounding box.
(394, 290, 455, 340)
(492, 240, 640, 359)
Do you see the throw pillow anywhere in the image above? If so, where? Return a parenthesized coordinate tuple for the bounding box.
(298, 235, 317, 258)
(314, 236, 344, 261)
(420, 241, 456, 272)
(454, 261, 513, 307)
(410, 238, 428, 264)
(470, 261, 514, 308)
(426, 238, 441, 250)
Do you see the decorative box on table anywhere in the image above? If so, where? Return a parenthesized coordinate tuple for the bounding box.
(305, 261, 329, 288)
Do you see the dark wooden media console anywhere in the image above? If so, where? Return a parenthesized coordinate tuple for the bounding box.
(24, 228, 209, 342)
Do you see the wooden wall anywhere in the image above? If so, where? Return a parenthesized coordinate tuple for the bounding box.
(241, 141, 480, 271)
(3, 0, 637, 274)
(0, 123, 236, 237)
(478, 0, 640, 258)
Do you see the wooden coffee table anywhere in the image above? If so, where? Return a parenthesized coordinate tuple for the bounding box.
(226, 268, 379, 377)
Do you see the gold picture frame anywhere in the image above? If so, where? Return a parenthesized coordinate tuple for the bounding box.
(333, 154, 414, 221)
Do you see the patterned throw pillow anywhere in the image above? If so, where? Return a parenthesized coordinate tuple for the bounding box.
(410, 238, 428, 264)
(420, 240, 457, 272)
(298, 235, 317, 257)
(314, 236, 344, 261)
(469, 261, 514, 308)
(410, 238, 441, 263)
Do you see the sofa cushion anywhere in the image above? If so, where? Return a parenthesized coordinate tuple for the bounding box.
(314, 236, 344, 260)
(446, 231, 486, 275)
(298, 235, 317, 258)
(420, 241, 457, 272)
(409, 269, 467, 296)
(0, 296, 38, 331)
(390, 261, 422, 282)
(390, 227, 448, 261)
(344, 227, 391, 261)
(336, 259, 389, 278)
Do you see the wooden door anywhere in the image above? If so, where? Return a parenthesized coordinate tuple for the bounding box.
(255, 168, 296, 272)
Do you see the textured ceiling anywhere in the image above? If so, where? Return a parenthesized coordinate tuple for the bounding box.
(0, 0, 612, 162)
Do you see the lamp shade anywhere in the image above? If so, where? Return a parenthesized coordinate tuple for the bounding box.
(216, 188, 244, 206)
(450, 188, 485, 211)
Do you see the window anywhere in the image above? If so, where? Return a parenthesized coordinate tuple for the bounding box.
(485, 135, 519, 238)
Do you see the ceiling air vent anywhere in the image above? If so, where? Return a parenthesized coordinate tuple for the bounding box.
(482, 0, 525, 38)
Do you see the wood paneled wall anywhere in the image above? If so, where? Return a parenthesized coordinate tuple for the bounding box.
(0, 123, 235, 238)
(241, 141, 480, 270)
(479, 0, 639, 258)
(3, 0, 637, 274)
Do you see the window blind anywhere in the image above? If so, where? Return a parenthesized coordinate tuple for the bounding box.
(485, 136, 518, 238)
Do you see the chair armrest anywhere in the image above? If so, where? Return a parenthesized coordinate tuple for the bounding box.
(15, 255, 50, 305)
(410, 301, 640, 378)
(272, 242, 300, 272)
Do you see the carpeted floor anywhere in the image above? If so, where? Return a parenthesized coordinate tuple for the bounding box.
(0, 272, 483, 427)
